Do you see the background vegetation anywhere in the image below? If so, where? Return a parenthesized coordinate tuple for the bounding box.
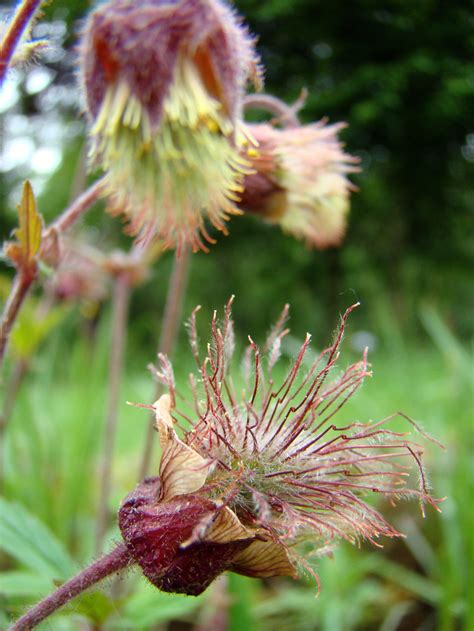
(0, 1, 472, 630)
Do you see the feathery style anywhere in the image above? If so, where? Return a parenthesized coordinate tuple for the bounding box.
(120, 301, 440, 595)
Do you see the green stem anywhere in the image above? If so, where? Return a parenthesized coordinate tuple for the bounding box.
(95, 273, 131, 554)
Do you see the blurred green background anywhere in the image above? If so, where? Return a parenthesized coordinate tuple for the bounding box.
(0, 1, 473, 630)
(1, 0, 473, 343)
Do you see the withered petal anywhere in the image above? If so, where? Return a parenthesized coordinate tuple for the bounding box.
(202, 507, 253, 544)
(230, 540, 298, 579)
(155, 395, 212, 500)
(160, 438, 212, 501)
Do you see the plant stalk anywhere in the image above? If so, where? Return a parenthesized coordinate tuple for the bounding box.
(243, 91, 307, 128)
(1, 180, 103, 369)
(8, 543, 132, 631)
(138, 247, 191, 479)
(0, 272, 35, 367)
(0, 0, 43, 85)
(44, 178, 104, 239)
(95, 273, 131, 554)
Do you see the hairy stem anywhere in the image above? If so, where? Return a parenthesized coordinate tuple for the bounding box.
(243, 90, 307, 128)
(0, 0, 43, 85)
(0, 272, 35, 367)
(1, 180, 103, 370)
(44, 178, 104, 238)
(95, 273, 131, 554)
(138, 247, 191, 478)
(8, 543, 132, 631)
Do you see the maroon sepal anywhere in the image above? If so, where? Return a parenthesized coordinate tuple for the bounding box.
(118, 477, 254, 596)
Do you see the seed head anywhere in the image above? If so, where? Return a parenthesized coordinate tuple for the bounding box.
(121, 300, 441, 595)
(240, 121, 359, 248)
(79, 0, 262, 252)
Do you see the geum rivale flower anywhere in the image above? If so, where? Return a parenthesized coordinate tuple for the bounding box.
(239, 121, 359, 248)
(121, 301, 441, 596)
(80, 0, 261, 252)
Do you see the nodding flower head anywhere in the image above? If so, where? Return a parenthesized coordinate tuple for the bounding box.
(239, 121, 359, 248)
(79, 0, 261, 253)
(120, 300, 441, 596)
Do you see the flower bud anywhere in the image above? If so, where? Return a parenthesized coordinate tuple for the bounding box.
(79, 0, 262, 252)
(240, 122, 359, 248)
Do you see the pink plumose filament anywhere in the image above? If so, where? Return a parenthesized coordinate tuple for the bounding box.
(121, 300, 441, 595)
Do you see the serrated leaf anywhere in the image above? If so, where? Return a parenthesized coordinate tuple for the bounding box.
(5, 181, 43, 272)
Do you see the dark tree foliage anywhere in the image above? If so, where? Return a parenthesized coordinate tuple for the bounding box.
(1, 0, 472, 343)
(235, 0, 474, 338)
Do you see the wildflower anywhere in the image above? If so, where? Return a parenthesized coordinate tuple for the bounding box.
(239, 121, 359, 248)
(120, 300, 440, 595)
(79, 0, 261, 252)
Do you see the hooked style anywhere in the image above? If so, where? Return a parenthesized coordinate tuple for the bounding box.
(120, 301, 440, 595)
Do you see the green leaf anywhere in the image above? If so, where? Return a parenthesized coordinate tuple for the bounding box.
(0, 498, 76, 579)
(0, 571, 52, 597)
(65, 590, 118, 624)
(115, 580, 204, 629)
(370, 558, 441, 606)
(229, 574, 262, 631)
(10, 302, 69, 359)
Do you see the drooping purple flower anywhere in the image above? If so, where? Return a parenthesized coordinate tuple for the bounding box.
(79, 0, 262, 252)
